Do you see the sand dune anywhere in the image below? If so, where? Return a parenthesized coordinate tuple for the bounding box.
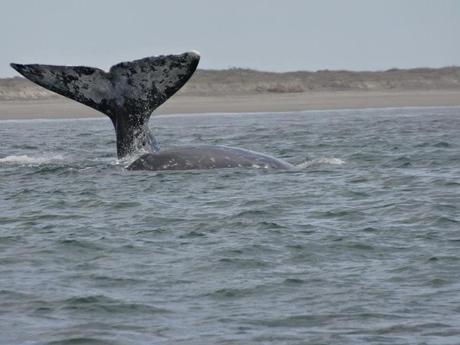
(1, 67, 459, 119)
(1, 66, 460, 100)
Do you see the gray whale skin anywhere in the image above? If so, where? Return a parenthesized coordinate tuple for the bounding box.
(11, 52, 293, 171)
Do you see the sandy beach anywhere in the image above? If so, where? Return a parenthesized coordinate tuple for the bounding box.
(1, 89, 460, 120)
(1, 66, 460, 120)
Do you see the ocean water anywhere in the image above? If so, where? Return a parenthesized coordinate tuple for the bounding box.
(1, 107, 459, 345)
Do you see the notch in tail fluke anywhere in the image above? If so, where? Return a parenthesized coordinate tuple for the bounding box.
(11, 52, 200, 158)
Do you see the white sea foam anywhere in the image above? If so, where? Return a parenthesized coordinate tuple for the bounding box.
(0, 154, 64, 165)
(297, 157, 345, 169)
(116, 152, 144, 168)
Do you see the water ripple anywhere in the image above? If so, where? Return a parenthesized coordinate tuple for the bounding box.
(1, 108, 460, 344)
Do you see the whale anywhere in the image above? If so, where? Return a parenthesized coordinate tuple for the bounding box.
(11, 52, 294, 171)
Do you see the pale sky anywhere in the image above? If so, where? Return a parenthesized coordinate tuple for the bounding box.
(1, 0, 459, 77)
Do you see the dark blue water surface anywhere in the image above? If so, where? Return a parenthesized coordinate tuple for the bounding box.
(1, 107, 459, 345)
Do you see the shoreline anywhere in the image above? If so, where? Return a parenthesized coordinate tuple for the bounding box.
(1, 89, 460, 120)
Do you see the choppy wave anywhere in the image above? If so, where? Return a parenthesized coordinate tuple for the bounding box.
(1, 107, 460, 345)
(0, 154, 64, 165)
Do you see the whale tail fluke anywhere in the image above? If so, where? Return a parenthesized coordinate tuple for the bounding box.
(11, 52, 200, 158)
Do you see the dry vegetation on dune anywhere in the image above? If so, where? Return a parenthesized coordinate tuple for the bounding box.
(182, 67, 460, 96)
(1, 66, 460, 101)
(0, 77, 59, 100)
